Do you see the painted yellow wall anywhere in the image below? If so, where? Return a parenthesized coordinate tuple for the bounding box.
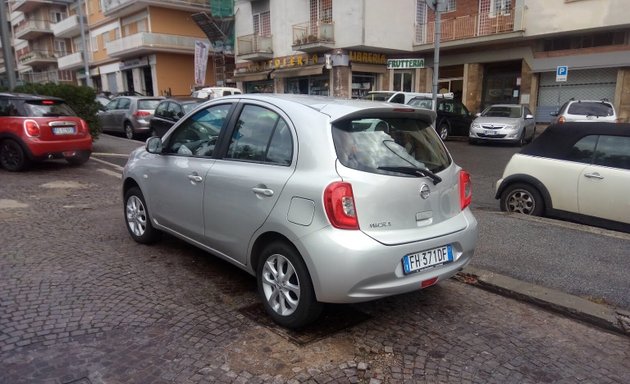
(148, 7, 207, 37)
(86, 0, 107, 26)
(154, 52, 215, 96)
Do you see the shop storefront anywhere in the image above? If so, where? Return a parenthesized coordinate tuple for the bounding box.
(349, 50, 388, 98)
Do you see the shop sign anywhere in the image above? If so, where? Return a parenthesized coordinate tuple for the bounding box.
(349, 50, 387, 65)
(387, 58, 425, 69)
(119, 57, 149, 71)
(243, 54, 320, 73)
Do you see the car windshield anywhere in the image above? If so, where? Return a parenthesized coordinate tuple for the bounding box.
(138, 99, 161, 110)
(23, 100, 76, 117)
(408, 98, 433, 109)
(360, 93, 392, 101)
(482, 106, 522, 118)
(567, 102, 614, 117)
(332, 117, 451, 175)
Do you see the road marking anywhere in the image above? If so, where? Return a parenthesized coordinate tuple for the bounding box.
(92, 152, 129, 158)
(97, 168, 122, 179)
(90, 156, 124, 172)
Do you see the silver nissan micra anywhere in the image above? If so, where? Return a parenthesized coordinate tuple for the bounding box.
(122, 94, 478, 328)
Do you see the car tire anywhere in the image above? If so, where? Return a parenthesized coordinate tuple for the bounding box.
(66, 150, 91, 166)
(124, 122, 136, 140)
(124, 186, 160, 244)
(500, 183, 544, 216)
(437, 122, 449, 141)
(0, 139, 29, 172)
(257, 241, 323, 329)
(529, 126, 537, 143)
(517, 131, 526, 147)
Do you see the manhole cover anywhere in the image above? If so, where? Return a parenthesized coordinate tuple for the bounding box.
(239, 303, 371, 345)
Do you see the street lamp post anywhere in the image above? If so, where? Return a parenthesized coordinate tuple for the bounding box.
(428, 0, 443, 112)
(0, 0, 17, 90)
(76, 0, 92, 87)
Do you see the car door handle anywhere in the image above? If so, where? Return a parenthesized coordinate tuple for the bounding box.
(187, 174, 203, 183)
(252, 187, 274, 197)
(584, 172, 604, 180)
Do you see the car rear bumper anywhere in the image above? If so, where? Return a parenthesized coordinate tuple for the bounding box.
(297, 209, 478, 303)
(25, 136, 93, 158)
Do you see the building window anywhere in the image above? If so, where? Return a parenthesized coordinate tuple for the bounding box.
(444, 0, 456, 13)
(490, 0, 511, 17)
(394, 71, 414, 92)
(253, 11, 271, 36)
(310, 0, 332, 23)
(50, 11, 65, 23)
(352, 73, 377, 99)
(54, 40, 67, 56)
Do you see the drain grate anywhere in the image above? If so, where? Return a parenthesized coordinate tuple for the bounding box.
(239, 303, 371, 345)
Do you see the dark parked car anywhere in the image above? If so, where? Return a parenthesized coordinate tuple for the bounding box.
(0, 93, 92, 171)
(407, 97, 474, 140)
(97, 96, 163, 139)
(149, 97, 204, 137)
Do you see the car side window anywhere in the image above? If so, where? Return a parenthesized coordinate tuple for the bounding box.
(118, 98, 131, 110)
(167, 103, 182, 120)
(164, 104, 231, 157)
(567, 135, 598, 164)
(593, 135, 630, 170)
(390, 93, 405, 104)
(105, 99, 118, 110)
(226, 105, 292, 165)
(0, 99, 19, 116)
(154, 102, 168, 118)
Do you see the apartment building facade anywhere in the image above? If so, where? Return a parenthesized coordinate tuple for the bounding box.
(9, 0, 219, 96)
(233, 0, 630, 122)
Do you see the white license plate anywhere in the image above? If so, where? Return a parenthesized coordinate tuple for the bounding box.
(485, 130, 496, 135)
(53, 127, 76, 135)
(402, 245, 453, 274)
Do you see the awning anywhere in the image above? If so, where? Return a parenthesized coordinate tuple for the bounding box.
(351, 63, 387, 74)
(531, 51, 630, 72)
(271, 65, 324, 78)
(233, 71, 273, 82)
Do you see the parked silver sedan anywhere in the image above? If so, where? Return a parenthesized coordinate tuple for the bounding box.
(469, 104, 536, 145)
(122, 94, 478, 328)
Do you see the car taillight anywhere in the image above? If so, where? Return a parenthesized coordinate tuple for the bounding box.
(459, 170, 472, 210)
(79, 119, 88, 135)
(557, 116, 566, 124)
(134, 111, 151, 118)
(324, 182, 359, 230)
(24, 119, 40, 137)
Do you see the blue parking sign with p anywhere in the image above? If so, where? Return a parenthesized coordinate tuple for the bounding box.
(556, 66, 568, 82)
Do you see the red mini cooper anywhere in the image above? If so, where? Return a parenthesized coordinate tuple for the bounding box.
(0, 93, 93, 171)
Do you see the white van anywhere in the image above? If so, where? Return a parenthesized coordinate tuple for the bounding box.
(361, 91, 454, 105)
(191, 87, 242, 100)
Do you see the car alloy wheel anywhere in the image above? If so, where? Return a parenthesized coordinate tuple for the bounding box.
(124, 187, 160, 243)
(501, 183, 544, 216)
(125, 123, 135, 140)
(257, 242, 323, 329)
(0, 139, 28, 172)
(438, 122, 449, 140)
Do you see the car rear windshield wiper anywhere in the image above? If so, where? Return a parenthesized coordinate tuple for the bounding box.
(378, 166, 442, 185)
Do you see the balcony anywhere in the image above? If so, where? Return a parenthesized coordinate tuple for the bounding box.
(11, 0, 53, 14)
(20, 70, 75, 84)
(14, 20, 53, 40)
(292, 21, 335, 53)
(237, 34, 273, 61)
(17, 50, 58, 67)
(106, 32, 202, 58)
(57, 52, 84, 70)
(414, 8, 523, 49)
(52, 15, 83, 39)
(102, 0, 209, 17)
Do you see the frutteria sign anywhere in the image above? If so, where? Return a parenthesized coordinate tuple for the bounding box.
(387, 58, 425, 69)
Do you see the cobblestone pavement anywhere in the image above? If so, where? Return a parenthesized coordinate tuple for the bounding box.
(1, 160, 629, 384)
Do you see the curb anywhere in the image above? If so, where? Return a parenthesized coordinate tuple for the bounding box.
(456, 266, 630, 337)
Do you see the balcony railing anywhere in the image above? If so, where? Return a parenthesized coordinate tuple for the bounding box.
(20, 69, 75, 84)
(237, 34, 273, 61)
(292, 20, 335, 53)
(102, 0, 209, 16)
(106, 32, 202, 58)
(57, 52, 84, 70)
(14, 19, 53, 40)
(17, 50, 58, 66)
(415, 9, 519, 45)
(52, 15, 82, 39)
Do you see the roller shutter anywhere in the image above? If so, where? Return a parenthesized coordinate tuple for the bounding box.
(536, 68, 617, 123)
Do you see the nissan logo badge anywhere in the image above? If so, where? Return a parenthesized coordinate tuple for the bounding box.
(420, 184, 430, 199)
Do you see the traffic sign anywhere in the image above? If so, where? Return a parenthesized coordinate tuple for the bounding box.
(556, 65, 568, 82)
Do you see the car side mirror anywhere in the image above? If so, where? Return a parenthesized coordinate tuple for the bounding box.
(146, 136, 163, 154)
(525, 114, 534, 119)
(475, 112, 481, 117)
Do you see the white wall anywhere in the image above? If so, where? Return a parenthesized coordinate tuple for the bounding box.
(524, 0, 629, 37)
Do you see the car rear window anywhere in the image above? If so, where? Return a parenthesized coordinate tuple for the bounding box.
(23, 100, 76, 117)
(567, 102, 614, 117)
(138, 99, 162, 110)
(332, 117, 451, 175)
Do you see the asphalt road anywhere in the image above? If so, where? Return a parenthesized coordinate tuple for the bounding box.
(93, 134, 630, 311)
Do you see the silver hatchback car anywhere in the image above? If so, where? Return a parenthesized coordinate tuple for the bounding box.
(122, 94, 478, 328)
